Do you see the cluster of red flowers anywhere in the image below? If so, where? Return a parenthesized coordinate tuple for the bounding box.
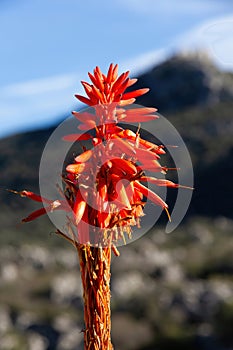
(15, 64, 184, 248)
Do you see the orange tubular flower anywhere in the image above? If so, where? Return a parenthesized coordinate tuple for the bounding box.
(62, 63, 181, 248)
(14, 64, 187, 350)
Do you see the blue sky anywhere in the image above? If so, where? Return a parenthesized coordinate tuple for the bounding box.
(0, 0, 233, 137)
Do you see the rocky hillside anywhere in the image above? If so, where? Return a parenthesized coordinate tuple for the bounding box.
(133, 51, 233, 113)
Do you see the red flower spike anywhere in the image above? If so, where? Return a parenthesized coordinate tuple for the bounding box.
(17, 63, 189, 242)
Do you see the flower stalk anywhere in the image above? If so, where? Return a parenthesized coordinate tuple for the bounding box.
(77, 245, 113, 350)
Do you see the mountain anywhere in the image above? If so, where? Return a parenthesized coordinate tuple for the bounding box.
(133, 50, 233, 113)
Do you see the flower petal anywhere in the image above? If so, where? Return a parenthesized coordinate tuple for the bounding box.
(22, 207, 47, 222)
(111, 158, 137, 177)
(72, 111, 97, 123)
(119, 114, 158, 122)
(66, 163, 87, 174)
(75, 94, 96, 106)
(122, 88, 149, 100)
(9, 189, 51, 204)
(73, 190, 87, 225)
(134, 181, 168, 208)
(62, 133, 92, 142)
(75, 150, 93, 163)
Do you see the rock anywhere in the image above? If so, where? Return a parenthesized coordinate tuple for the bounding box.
(57, 328, 83, 350)
(26, 323, 60, 350)
(0, 305, 12, 334)
(51, 272, 82, 304)
(112, 313, 153, 350)
(28, 332, 49, 350)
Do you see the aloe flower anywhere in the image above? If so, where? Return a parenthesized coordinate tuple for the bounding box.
(14, 64, 185, 350)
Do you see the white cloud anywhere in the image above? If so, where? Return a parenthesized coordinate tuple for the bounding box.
(121, 14, 233, 75)
(1, 73, 78, 97)
(120, 48, 169, 75)
(174, 14, 233, 69)
(0, 73, 83, 137)
(116, 0, 226, 17)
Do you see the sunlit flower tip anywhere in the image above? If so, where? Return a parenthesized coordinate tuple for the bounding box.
(75, 64, 149, 107)
(118, 98, 136, 106)
(66, 163, 88, 174)
(73, 190, 87, 225)
(74, 150, 93, 163)
(106, 63, 118, 83)
(122, 88, 149, 100)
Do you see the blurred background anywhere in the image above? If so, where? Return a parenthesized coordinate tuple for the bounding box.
(1, 1, 233, 349)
